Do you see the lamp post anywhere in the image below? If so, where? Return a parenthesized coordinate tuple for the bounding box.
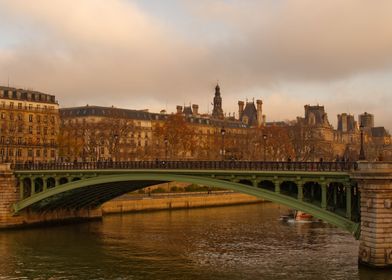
(359, 124, 366, 160)
(263, 134, 267, 162)
(114, 134, 119, 161)
(5, 138, 10, 163)
(164, 136, 168, 161)
(220, 127, 226, 161)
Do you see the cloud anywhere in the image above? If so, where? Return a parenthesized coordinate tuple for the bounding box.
(0, 0, 214, 104)
(0, 0, 391, 130)
(186, 0, 392, 80)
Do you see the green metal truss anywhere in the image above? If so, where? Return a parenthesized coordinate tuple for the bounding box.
(13, 170, 360, 238)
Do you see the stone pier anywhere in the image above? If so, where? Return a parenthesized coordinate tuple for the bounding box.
(0, 163, 102, 228)
(352, 162, 392, 268)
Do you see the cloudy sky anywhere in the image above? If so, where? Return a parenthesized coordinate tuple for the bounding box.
(0, 0, 391, 129)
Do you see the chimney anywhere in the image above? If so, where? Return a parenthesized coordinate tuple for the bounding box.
(256, 99, 263, 126)
(176, 105, 183, 114)
(238, 101, 244, 120)
(192, 104, 199, 115)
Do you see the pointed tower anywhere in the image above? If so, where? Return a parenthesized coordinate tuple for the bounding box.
(212, 84, 224, 119)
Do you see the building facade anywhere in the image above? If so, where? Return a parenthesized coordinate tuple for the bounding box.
(0, 86, 60, 163)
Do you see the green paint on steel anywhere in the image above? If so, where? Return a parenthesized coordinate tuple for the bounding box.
(13, 172, 359, 237)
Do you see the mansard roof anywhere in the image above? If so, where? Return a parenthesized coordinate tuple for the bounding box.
(371, 127, 389, 137)
(242, 102, 258, 126)
(0, 86, 57, 104)
(60, 105, 248, 129)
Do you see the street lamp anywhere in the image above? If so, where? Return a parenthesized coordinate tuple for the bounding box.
(164, 136, 168, 161)
(263, 134, 267, 162)
(359, 124, 366, 160)
(5, 138, 10, 163)
(114, 134, 119, 161)
(221, 127, 226, 161)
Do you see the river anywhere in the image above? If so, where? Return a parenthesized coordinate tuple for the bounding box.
(0, 203, 389, 279)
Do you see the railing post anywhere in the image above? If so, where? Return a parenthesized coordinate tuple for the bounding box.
(321, 182, 327, 209)
(345, 183, 352, 220)
(19, 178, 24, 200)
(297, 181, 304, 201)
(31, 177, 36, 195)
(274, 179, 280, 194)
(42, 176, 47, 191)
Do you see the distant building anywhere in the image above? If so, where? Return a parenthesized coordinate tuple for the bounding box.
(302, 105, 331, 127)
(337, 113, 357, 133)
(359, 112, 374, 128)
(238, 99, 264, 127)
(175, 104, 199, 116)
(0, 86, 60, 163)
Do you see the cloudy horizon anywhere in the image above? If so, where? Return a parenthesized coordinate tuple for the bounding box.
(0, 0, 391, 130)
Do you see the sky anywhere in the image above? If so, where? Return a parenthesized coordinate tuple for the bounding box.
(0, 0, 391, 130)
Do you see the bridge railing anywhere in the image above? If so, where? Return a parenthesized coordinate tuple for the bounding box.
(11, 161, 358, 172)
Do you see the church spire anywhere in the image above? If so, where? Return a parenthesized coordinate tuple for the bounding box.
(212, 83, 224, 119)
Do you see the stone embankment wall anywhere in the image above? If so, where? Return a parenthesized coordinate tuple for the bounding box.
(102, 192, 263, 214)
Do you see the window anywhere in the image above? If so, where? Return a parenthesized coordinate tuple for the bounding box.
(37, 115, 41, 123)
(17, 114, 22, 121)
(17, 149, 22, 157)
(18, 126, 23, 133)
(36, 138, 40, 145)
(50, 150, 55, 157)
(28, 104, 32, 110)
(17, 137, 22, 144)
(36, 126, 41, 134)
(9, 112, 14, 120)
(43, 127, 48, 135)
(1, 112, 6, 119)
(29, 114, 33, 122)
(18, 103, 22, 109)
(36, 149, 40, 157)
(28, 126, 33, 134)
(9, 102, 14, 109)
(28, 150, 33, 157)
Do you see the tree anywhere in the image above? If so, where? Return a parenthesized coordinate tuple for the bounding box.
(155, 114, 196, 160)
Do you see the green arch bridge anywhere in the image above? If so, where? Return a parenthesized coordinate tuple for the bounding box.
(12, 161, 360, 237)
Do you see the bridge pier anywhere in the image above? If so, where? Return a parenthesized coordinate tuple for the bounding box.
(0, 163, 23, 227)
(353, 162, 392, 268)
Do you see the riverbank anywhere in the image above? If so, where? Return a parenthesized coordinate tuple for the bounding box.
(102, 191, 264, 214)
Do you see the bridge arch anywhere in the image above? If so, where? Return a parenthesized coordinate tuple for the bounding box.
(258, 180, 275, 191)
(13, 173, 359, 237)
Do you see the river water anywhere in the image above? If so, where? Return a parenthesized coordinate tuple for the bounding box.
(0, 203, 389, 280)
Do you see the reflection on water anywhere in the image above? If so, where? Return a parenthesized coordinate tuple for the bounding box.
(0, 203, 388, 279)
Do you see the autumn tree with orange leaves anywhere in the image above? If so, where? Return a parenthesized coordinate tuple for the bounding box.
(154, 114, 196, 160)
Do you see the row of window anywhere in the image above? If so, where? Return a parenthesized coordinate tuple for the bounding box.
(0, 125, 56, 135)
(0, 148, 56, 158)
(0, 136, 56, 145)
(0, 112, 56, 123)
(1, 100, 56, 111)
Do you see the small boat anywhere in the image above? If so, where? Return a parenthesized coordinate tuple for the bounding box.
(294, 211, 313, 222)
(280, 210, 316, 223)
